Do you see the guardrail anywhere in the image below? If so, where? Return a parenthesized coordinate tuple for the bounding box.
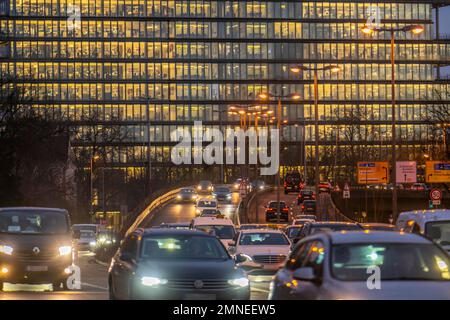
(124, 187, 184, 237)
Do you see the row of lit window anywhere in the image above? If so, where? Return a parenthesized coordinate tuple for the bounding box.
(11, 41, 449, 62)
(4, 62, 436, 81)
(33, 103, 434, 124)
(10, 1, 432, 21)
(19, 82, 450, 102)
(7, 21, 432, 40)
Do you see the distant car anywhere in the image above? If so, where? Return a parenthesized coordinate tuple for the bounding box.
(318, 182, 332, 193)
(300, 200, 317, 215)
(176, 188, 198, 203)
(199, 209, 222, 217)
(297, 190, 315, 205)
(295, 214, 317, 221)
(285, 226, 304, 244)
(230, 229, 291, 278)
(284, 172, 303, 194)
(212, 186, 232, 203)
(195, 198, 218, 216)
(76, 230, 97, 251)
(108, 229, 250, 300)
(232, 178, 251, 193)
(292, 219, 314, 226)
(410, 183, 429, 191)
(251, 180, 266, 191)
(191, 216, 236, 249)
(196, 180, 213, 194)
(359, 223, 396, 231)
(269, 231, 450, 300)
(265, 201, 289, 222)
(296, 221, 363, 241)
(158, 223, 191, 230)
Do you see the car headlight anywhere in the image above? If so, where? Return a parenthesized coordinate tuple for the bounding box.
(228, 277, 249, 287)
(177, 195, 181, 199)
(197, 186, 201, 190)
(141, 276, 168, 287)
(192, 195, 197, 199)
(0, 244, 13, 255)
(58, 246, 72, 256)
(89, 241, 97, 246)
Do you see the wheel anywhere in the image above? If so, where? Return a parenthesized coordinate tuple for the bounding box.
(52, 279, 68, 291)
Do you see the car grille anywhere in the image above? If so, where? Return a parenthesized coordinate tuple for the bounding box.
(166, 279, 232, 290)
(14, 249, 59, 262)
(253, 255, 286, 264)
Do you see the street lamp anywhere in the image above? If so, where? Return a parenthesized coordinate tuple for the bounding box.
(258, 91, 301, 222)
(361, 24, 424, 221)
(90, 154, 100, 218)
(290, 65, 340, 198)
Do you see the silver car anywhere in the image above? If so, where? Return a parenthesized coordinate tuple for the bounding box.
(269, 231, 450, 300)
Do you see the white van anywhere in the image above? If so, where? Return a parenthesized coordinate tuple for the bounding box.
(191, 216, 236, 249)
(397, 209, 450, 252)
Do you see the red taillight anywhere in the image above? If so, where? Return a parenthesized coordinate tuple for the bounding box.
(301, 205, 305, 210)
(282, 208, 288, 212)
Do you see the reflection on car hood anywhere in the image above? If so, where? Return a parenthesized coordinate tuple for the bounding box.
(137, 259, 237, 279)
(328, 280, 450, 300)
(236, 245, 290, 256)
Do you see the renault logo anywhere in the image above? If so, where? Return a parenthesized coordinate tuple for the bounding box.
(32, 247, 40, 255)
(193, 280, 203, 289)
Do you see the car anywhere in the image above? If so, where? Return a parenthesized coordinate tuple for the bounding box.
(359, 223, 396, 231)
(295, 214, 317, 221)
(292, 219, 314, 226)
(72, 223, 99, 237)
(284, 172, 303, 194)
(251, 180, 266, 191)
(199, 209, 222, 217)
(397, 209, 450, 252)
(194, 198, 219, 216)
(284, 226, 304, 244)
(196, 180, 213, 194)
(190, 216, 236, 249)
(300, 200, 317, 215)
(409, 183, 429, 191)
(0, 207, 74, 291)
(229, 229, 291, 278)
(318, 182, 332, 193)
(296, 221, 363, 241)
(108, 228, 250, 300)
(232, 178, 251, 193)
(265, 201, 290, 222)
(75, 229, 97, 252)
(297, 190, 315, 205)
(212, 186, 232, 203)
(239, 224, 285, 231)
(176, 188, 198, 203)
(158, 223, 191, 230)
(269, 231, 450, 300)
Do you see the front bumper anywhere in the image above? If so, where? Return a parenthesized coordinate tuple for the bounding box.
(0, 256, 73, 284)
(238, 261, 284, 277)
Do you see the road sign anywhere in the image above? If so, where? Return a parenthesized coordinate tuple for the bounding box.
(357, 162, 389, 184)
(343, 183, 350, 199)
(396, 161, 417, 183)
(430, 188, 442, 201)
(426, 161, 450, 183)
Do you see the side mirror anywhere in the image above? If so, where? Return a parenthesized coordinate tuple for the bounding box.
(120, 252, 134, 262)
(234, 254, 248, 264)
(228, 241, 236, 247)
(228, 246, 236, 255)
(293, 267, 316, 281)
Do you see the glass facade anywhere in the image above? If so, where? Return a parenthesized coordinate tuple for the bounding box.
(1, 0, 450, 183)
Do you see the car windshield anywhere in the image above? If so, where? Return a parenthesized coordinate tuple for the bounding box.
(331, 243, 450, 281)
(287, 227, 302, 238)
(198, 201, 217, 207)
(239, 232, 289, 245)
(201, 209, 219, 215)
(195, 225, 235, 239)
(0, 210, 69, 235)
(310, 224, 361, 234)
(80, 231, 96, 239)
(140, 235, 229, 260)
(425, 221, 450, 247)
(73, 225, 97, 233)
(301, 191, 313, 196)
(215, 187, 230, 193)
(199, 181, 211, 187)
(269, 202, 286, 208)
(181, 189, 194, 194)
(304, 201, 316, 207)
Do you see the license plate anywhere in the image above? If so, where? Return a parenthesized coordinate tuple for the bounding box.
(183, 294, 216, 300)
(26, 265, 48, 272)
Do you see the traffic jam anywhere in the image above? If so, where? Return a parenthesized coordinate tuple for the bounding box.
(1, 175, 450, 300)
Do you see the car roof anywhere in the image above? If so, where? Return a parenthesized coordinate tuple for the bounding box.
(192, 217, 234, 225)
(308, 221, 357, 226)
(141, 228, 213, 237)
(327, 231, 432, 245)
(360, 223, 395, 227)
(0, 207, 67, 213)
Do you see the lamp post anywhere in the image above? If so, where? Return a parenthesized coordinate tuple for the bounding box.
(361, 24, 424, 221)
(290, 65, 340, 197)
(257, 92, 301, 222)
(90, 154, 100, 218)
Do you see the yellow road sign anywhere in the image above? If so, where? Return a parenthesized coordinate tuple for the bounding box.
(357, 162, 389, 184)
(426, 161, 450, 183)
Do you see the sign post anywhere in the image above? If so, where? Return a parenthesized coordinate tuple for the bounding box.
(429, 188, 442, 207)
(343, 183, 350, 199)
(357, 162, 389, 184)
(426, 161, 450, 183)
(396, 161, 417, 183)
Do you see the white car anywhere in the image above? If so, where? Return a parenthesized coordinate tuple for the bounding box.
(270, 231, 450, 300)
(194, 198, 218, 216)
(190, 216, 236, 249)
(230, 229, 291, 278)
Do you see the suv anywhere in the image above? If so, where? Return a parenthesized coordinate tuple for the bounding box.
(265, 201, 289, 222)
(284, 172, 303, 194)
(0, 207, 74, 291)
(297, 190, 315, 205)
(300, 200, 317, 215)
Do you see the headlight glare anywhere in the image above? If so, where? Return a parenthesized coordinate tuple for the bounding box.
(0, 245, 13, 255)
(58, 246, 72, 256)
(141, 276, 168, 287)
(228, 277, 249, 287)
